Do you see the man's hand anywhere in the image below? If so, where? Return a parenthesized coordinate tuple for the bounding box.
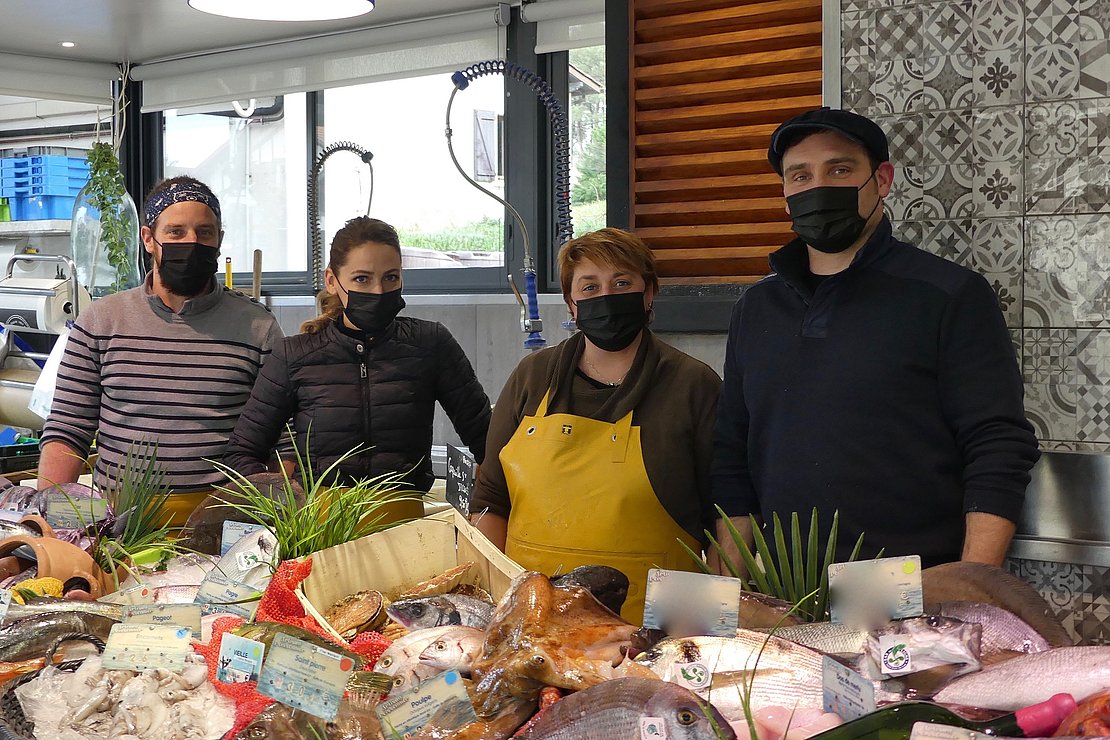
(35, 441, 87, 490)
(708, 516, 754, 578)
(961, 511, 1016, 566)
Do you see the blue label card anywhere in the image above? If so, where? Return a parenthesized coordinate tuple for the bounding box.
(221, 520, 265, 556)
(123, 604, 202, 639)
(258, 632, 356, 722)
(828, 555, 923, 626)
(376, 670, 477, 737)
(194, 573, 260, 620)
(217, 633, 266, 684)
(42, 493, 108, 529)
(821, 655, 875, 721)
(101, 623, 193, 672)
(642, 568, 741, 637)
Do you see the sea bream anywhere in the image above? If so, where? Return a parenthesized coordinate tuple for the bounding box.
(418, 626, 485, 676)
(514, 678, 736, 740)
(637, 630, 904, 721)
(936, 601, 1051, 657)
(387, 594, 494, 630)
(933, 646, 1110, 711)
(378, 626, 483, 693)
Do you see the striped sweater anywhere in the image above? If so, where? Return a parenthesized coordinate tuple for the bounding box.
(41, 277, 284, 493)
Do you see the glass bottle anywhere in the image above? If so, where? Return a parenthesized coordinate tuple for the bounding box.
(810, 694, 1077, 740)
(70, 178, 141, 299)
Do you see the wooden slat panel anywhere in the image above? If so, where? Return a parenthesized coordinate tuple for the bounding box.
(635, 174, 784, 203)
(633, 47, 822, 88)
(635, 198, 786, 226)
(635, 22, 822, 65)
(636, 95, 823, 135)
(630, 0, 821, 284)
(635, 70, 823, 111)
(635, 124, 779, 157)
(636, 0, 822, 43)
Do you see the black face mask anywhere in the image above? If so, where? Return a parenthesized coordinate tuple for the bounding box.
(339, 283, 405, 335)
(786, 171, 881, 254)
(155, 240, 219, 296)
(575, 291, 649, 352)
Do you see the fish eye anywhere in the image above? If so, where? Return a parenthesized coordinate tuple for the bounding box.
(393, 676, 405, 688)
(677, 709, 698, 726)
(379, 656, 392, 668)
(926, 615, 942, 627)
(434, 641, 447, 652)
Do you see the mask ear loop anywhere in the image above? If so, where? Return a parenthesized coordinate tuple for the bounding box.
(858, 166, 883, 222)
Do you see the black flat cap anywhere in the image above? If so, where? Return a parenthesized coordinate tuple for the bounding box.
(767, 107, 890, 175)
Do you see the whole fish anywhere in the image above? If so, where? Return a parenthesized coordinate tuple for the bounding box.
(864, 615, 981, 683)
(417, 626, 485, 675)
(3, 598, 123, 622)
(552, 565, 629, 616)
(0, 611, 118, 661)
(933, 647, 1110, 711)
(516, 677, 736, 739)
(211, 527, 278, 589)
(102, 583, 201, 605)
(378, 625, 480, 693)
(922, 562, 1071, 648)
(937, 601, 1051, 657)
(387, 594, 494, 630)
(637, 631, 903, 721)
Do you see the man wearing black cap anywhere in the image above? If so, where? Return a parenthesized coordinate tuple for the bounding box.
(710, 108, 1039, 570)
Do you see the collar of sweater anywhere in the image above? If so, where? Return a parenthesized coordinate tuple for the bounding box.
(770, 216, 897, 289)
(546, 329, 662, 423)
(143, 274, 223, 317)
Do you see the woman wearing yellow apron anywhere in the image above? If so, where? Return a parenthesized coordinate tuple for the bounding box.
(471, 229, 721, 622)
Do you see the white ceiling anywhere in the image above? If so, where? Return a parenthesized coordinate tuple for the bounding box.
(1, 0, 499, 66)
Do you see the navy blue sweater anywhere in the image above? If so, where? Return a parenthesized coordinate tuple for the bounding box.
(711, 218, 1039, 567)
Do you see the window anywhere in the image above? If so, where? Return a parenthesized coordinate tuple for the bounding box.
(322, 72, 506, 271)
(569, 45, 606, 237)
(163, 94, 309, 277)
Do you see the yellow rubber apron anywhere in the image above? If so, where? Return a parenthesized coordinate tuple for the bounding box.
(502, 390, 700, 623)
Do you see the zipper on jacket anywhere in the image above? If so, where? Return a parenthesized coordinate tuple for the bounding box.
(360, 363, 367, 379)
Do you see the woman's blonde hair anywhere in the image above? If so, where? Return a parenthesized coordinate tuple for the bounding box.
(557, 227, 659, 301)
(301, 216, 402, 334)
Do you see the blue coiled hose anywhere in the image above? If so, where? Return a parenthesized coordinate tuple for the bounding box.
(447, 60, 575, 350)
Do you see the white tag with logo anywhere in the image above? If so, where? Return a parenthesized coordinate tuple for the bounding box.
(877, 634, 914, 676)
(672, 661, 712, 691)
(640, 717, 668, 739)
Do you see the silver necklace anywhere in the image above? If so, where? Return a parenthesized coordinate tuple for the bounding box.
(584, 356, 625, 386)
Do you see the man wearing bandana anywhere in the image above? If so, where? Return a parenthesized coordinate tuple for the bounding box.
(38, 176, 284, 495)
(710, 109, 1039, 570)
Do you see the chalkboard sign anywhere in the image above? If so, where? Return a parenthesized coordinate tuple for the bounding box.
(446, 444, 476, 517)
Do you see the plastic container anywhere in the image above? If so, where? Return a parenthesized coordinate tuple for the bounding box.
(0, 443, 38, 474)
(8, 194, 77, 220)
(0, 155, 88, 171)
(0, 198, 8, 222)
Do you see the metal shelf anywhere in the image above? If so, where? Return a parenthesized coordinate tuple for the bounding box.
(0, 220, 70, 237)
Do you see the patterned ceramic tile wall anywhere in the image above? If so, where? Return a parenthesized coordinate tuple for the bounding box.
(1007, 558, 1110, 645)
(842, 0, 1110, 450)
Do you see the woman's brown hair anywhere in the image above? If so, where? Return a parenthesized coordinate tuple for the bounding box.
(301, 216, 402, 334)
(557, 227, 659, 301)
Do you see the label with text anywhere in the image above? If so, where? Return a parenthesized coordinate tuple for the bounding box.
(258, 632, 356, 721)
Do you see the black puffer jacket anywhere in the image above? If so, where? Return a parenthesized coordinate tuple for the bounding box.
(224, 317, 491, 491)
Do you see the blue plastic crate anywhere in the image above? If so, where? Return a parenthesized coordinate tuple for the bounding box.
(9, 194, 76, 220)
(0, 154, 87, 171)
(0, 175, 87, 198)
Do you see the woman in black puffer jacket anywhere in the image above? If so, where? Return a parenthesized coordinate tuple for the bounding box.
(224, 216, 491, 491)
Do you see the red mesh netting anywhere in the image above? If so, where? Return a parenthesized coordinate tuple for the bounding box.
(349, 630, 391, 667)
(193, 615, 274, 740)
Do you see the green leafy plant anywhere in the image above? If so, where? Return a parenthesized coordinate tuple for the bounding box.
(682, 506, 871, 622)
(208, 433, 423, 561)
(93, 441, 181, 583)
(85, 141, 133, 294)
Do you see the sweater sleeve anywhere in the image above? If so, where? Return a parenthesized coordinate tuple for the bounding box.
(938, 273, 1039, 522)
(434, 323, 492, 464)
(40, 322, 102, 457)
(471, 361, 532, 519)
(692, 367, 722, 533)
(223, 339, 297, 476)
(710, 296, 760, 518)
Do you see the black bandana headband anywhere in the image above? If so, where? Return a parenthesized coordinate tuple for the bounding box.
(144, 179, 222, 227)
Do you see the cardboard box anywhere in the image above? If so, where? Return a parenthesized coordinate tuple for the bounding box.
(298, 510, 523, 639)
